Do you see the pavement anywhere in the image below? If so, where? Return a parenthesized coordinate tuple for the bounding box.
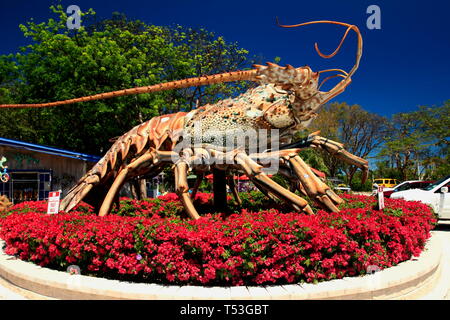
(1, 221, 450, 300)
(0, 275, 27, 300)
(429, 221, 450, 300)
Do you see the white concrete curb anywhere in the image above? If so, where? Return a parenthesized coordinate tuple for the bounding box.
(419, 231, 450, 300)
(0, 233, 442, 300)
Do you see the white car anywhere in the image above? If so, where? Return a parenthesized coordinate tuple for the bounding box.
(390, 175, 450, 219)
(385, 180, 418, 191)
(335, 185, 351, 193)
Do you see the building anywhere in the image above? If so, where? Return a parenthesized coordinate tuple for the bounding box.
(0, 137, 100, 204)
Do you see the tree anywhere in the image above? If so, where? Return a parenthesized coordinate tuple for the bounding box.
(168, 26, 252, 111)
(414, 101, 450, 149)
(309, 102, 388, 185)
(413, 101, 450, 179)
(0, 5, 254, 155)
(301, 104, 341, 178)
(377, 112, 427, 181)
(376, 101, 449, 181)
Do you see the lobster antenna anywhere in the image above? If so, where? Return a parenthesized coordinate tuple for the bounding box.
(317, 69, 348, 90)
(275, 18, 363, 80)
(0, 70, 258, 109)
(318, 74, 347, 90)
(314, 25, 353, 59)
(318, 68, 348, 76)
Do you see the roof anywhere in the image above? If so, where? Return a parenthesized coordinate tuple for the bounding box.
(311, 167, 326, 178)
(0, 137, 101, 162)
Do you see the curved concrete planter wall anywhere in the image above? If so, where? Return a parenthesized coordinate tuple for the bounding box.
(0, 235, 443, 300)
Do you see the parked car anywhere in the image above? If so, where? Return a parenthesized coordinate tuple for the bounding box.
(384, 180, 434, 198)
(335, 184, 351, 193)
(373, 178, 398, 189)
(328, 178, 351, 193)
(391, 175, 450, 219)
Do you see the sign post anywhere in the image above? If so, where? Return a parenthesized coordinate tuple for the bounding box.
(47, 190, 62, 214)
(377, 185, 385, 210)
(440, 187, 448, 217)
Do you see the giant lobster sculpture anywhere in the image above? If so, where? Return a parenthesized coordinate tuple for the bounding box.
(0, 20, 368, 219)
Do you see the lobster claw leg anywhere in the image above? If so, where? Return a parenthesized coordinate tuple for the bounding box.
(175, 160, 201, 220)
(250, 148, 343, 212)
(97, 149, 178, 217)
(98, 152, 156, 216)
(308, 134, 369, 184)
(288, 155, 343, 212)
(234, 151, 314, 214)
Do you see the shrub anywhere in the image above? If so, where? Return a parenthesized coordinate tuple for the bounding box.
(0, 193, 436, 286)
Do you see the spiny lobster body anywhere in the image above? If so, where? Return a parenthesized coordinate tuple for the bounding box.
(61, 84, 296, 212)
(0, 20, 369, 219)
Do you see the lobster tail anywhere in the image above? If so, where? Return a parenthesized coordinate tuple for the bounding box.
(60, 112, 187, 213)
(60, 157, 112, 212)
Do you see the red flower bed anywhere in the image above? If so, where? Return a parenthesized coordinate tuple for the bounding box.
(0, 193, 436, 286)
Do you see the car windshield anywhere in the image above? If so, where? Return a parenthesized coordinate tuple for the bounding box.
(396, 183, 412, 191)
(423, 175, 450, 191)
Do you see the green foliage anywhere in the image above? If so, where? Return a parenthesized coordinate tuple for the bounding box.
(349, 171, 373, 192)
(383, 207, 403, 217)
(376, 101, 449, 181)
(309, 102, 388, 183)
(299, 148, 330, 175)
(373, 160, 403, 181)
(414, 102, 450, 179)
(0, 5, 253, 155)
(198, 179, 212, 193)
(237, 190, 270, 209)
(270, 174, 289, 189)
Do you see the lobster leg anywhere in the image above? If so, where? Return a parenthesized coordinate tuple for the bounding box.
(279, 167, 309, 197)
(61, 174, 101, 212)
(233, 151, 313, 214)
(288, 155, 343, 212)
(98, 152, 155, 217)
(250, 148, 343, 211)
(190, 172, 204, 200)
(250, 180, 279, 203)
(207, 148, 309, 212)
(97, 149, 176, 217)
(175, 159, 201, 220)
(308, 134, 369, 184)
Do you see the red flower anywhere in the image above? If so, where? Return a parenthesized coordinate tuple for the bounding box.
(0, 194, 435, 286)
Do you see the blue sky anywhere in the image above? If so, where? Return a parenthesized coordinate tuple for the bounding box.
(0, 0, 449, 117)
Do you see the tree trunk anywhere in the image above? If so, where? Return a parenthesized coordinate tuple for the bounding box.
(139, 178, 147, 199)
(130, 181, 139, 199)
(347, 166, 357, 185)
